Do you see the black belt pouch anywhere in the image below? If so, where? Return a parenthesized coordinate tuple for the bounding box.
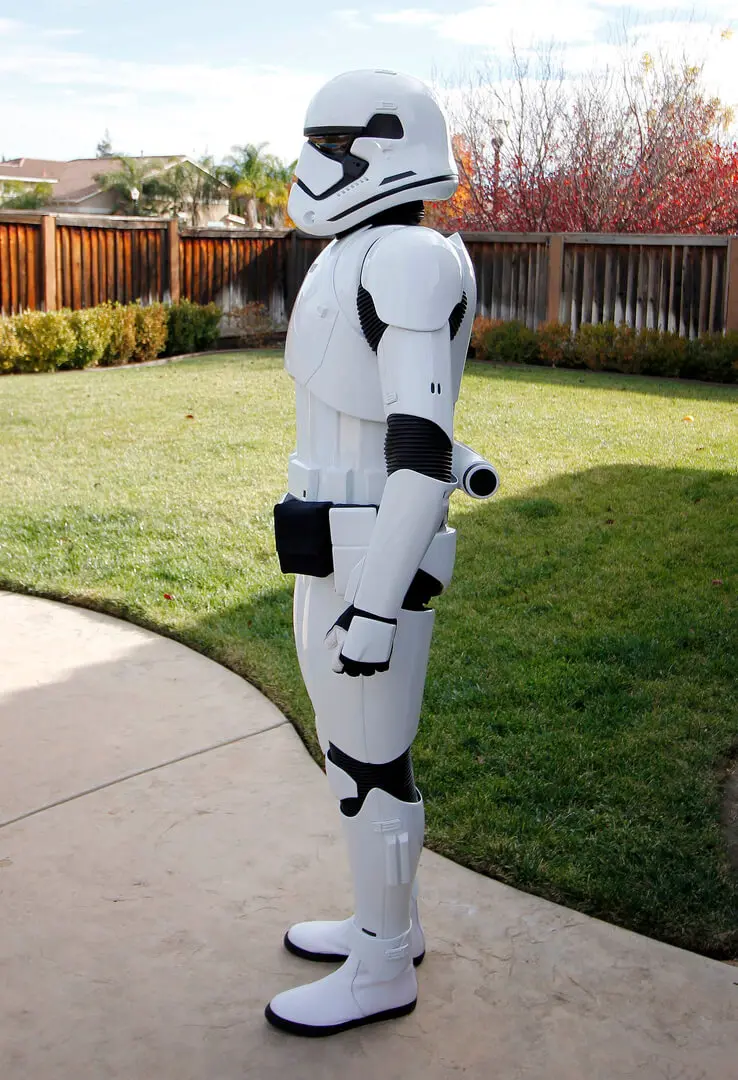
(273, 498, 334, 577)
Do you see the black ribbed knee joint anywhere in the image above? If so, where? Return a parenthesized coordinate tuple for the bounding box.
(328, 742, 418, 817)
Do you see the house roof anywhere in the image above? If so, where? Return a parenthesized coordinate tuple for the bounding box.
(0, 156, 228, 203)
(0, 159, 59, 185)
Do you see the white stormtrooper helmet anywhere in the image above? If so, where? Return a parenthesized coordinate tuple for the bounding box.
(288, 69, 458, 238)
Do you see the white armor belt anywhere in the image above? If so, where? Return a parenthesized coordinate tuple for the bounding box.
(329, 505, 457, 602)
(288, 457, 387, 506)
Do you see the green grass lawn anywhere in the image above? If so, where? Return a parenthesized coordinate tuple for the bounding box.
(1, 351, 736, 958)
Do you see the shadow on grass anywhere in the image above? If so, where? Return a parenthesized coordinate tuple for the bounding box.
(1, 461, 736, 958)
(468, 358, 738, 401)
(184, 461, 738, 957)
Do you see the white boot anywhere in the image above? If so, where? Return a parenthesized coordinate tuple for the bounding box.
(268, 787, 424, 1035)
(284, 881, 425, 965)
(266, 919, 417, 1036)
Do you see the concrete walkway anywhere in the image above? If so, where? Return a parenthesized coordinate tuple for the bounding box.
(0, 592, 735, 1080)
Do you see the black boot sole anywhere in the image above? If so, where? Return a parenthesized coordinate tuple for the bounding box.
(283, 931, 425, 967)
(265, 997, 417, 1037)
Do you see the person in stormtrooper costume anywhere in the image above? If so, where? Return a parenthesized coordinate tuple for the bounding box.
(268, 68, 498, 1037)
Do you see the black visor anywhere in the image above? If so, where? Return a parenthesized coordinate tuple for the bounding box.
(306, 129, 362, 160)
(305, 115, 404, 161)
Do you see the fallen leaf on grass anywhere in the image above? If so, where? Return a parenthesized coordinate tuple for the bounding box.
(185, 414, 195, 419)
(163, 593, 174, 601)
(712, 579, 723, 587)
(682, 415, 694, 422)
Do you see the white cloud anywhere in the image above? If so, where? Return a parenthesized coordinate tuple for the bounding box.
(332, 9, 371, 31)
(435, 3, 603, 47)
(41, 28, 84, 39)
(371, 3, 602, 42)
(0, 21, 324, 161)
(370, 4, 738, 107)
(374, 9, 443, 26)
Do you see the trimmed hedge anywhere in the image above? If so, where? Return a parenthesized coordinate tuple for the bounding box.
(0, 300, 222, 375)
(472, 318, 738, 383)
(165, 299, 221, 357)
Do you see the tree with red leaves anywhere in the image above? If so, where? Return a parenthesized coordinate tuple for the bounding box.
(429, 45, 738, 235)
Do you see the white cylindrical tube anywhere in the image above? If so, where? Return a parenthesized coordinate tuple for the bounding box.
(453, 441, 499, 500)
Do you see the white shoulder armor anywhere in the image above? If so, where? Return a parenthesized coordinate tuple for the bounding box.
(361, 226, 464, 331)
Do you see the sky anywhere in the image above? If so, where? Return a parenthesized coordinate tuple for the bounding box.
(1, 1, 737, 166)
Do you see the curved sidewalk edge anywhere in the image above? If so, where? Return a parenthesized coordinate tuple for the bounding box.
(0, 593, 735, 1080)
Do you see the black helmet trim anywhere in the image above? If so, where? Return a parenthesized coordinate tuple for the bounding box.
(304, 125, 364, 136)
(380, 170, 415, 186)
(327, 172, 456, 222)
(304, 115, 404, 140)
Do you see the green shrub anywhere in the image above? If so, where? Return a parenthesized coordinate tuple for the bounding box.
(682, 332, 738, 384)
(132, 302, 168, 363)
(471, 317, 539, 364)
(572, 321, 617, 371)
(0, 318, 23, 373)
(98, 303, 137, 366)
(537, 321, 572, 367)
(12, 311, 76, 373)
(635, 328, 688, 378)
(62, 307, 113, 370)
(609, 324, 638, 374)
(165, 299, 222, 356)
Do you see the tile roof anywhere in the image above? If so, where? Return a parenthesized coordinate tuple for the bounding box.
(0, 156, 218, 202)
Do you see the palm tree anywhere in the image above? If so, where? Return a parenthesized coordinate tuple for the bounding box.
(0, 181, 53, 210)
(220, 143, 295, 228)
(94, 157, 166, 215)
(261, 157, 296, 228)
(151, 156, 226, 224)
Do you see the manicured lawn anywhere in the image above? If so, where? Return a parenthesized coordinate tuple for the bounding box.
(1, 351, 736, 958)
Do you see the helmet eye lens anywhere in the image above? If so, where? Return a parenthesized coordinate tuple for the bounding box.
(308, 133, 356, 159)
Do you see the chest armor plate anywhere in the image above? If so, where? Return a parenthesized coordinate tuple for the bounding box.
(284, 226, 475, 423)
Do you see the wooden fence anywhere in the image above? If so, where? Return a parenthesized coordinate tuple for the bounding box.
(2, 211, 738, 337)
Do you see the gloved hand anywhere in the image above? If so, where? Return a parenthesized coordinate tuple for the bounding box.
(325, 605, 397, 677)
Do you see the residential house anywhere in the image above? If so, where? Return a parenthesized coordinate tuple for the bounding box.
(0, 156, 231, 225)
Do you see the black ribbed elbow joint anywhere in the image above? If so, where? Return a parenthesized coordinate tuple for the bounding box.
(385, 413, 453, 482)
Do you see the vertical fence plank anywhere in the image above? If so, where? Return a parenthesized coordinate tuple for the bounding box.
(168, 219, 180, 303)
(25, 226, 37, 311)
(8, 224, 18, 313)
(708, 250, 719, 333)
(581, 247, 594, 325)
(725, 237, 738, 332)
(16, 226, 27, 311)
(0, 224, 8, 315)
(602, 249, 613, 323)
(667, 247, 677, 332)
(40, 215, 56, 312)
(698, 248, 709, 335)
(656, 249, 667, 330)
(564, 247, 574, 330)
(546, 234, 564, 324)
(645, 249, 656, 328)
